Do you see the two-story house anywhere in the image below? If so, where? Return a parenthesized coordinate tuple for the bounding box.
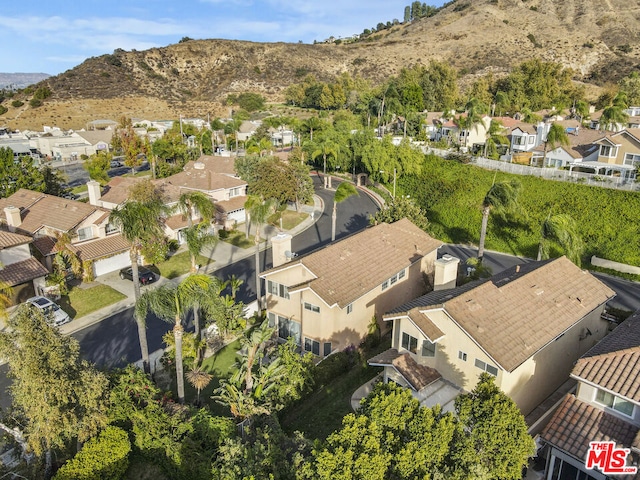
(540, 310, 640, 480)
(0, 189, 130, 278)
(260, 219, 442, 357)
(369, 257, 616, 416)
(0, 229, 48, 304)
(581, 129, 640, 181)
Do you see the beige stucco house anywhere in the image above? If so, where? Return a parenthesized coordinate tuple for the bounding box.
(370, 257, 616, 416)
(0, 229, 48, 305)
(540, 310, 640, 480)
(260, 219, 442, 357)
(579, 128, 640, 181)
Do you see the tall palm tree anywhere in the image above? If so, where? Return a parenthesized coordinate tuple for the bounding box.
(245, 196, 278, 310)
(312, 139, 339, 188)
(600, 94, 629, 132)
(182, 224, 218, 274)
(186, 367, 212, 405)
(135, 274, 214, 403)
(537, 213, 583, 265)
(542, 123, 570, 167)
(303, 116, 324, 142)
(478, 179, 521, 262)
(109, 199, 168, 373)
(332, 182, 359, 242)
(177, 191, 215, 231)
(227, 274, 244, 300)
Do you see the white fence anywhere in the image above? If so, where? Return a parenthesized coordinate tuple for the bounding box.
(420, 146, 639, 192)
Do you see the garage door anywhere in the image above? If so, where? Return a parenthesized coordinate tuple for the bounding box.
(93, 252, 131, 277)
(228, 209, 245, 224)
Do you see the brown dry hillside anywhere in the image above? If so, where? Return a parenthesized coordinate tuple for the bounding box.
(5, 0, 640, 130)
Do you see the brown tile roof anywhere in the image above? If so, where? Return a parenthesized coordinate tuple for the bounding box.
(0, 257, 48, 286)
(165, 215, 203, 231)
(0, 230, 32, 249)
(262, 219, 442, 308)
(69, 234, 130, 261)
(369, 348, 442, 391)
(32, 235, 58, 256)
(388, 257, 615, 372)
(75, 130, 113, 145)
(571, 312, 640, 401)
(100, 177, 183, 206)
(191, 156, 238, 176)
(0, 189, 106, 235)
(511, 122, 537, 135)
(567, 128, 606, 159)
(165, 169, 246, 192)
(0, 188, 45, 211)
(216, 196, 247, 213)
(407, 308, 445, 342)
(541, 394, 639, 464)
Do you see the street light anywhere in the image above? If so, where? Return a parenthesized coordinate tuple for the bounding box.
(379, 168, 397, 198)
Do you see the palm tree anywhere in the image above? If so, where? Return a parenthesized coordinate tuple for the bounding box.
(52, 232, 83, 284)
(537, 213, 583, 265)
(600, 94, 629, 132)
(303, 116, 324, 142)
(227, 274, 244, 300)
(233, 320, 276, 395)
(186, 367, 212, 405)
(245, 196, 278, 310)
(182, 224, 218, 274)
(542, 123, 570, 167)
(332, 182, 359, 242)
(135, 274, 214, 403)
(0, 264, 13, 320)
(177, 191, 215, 231)
(478, 179, 521, 262)
(312, 139, 339, 188)
(109, 199, 168, 373)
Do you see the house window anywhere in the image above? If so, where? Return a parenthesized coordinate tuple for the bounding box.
(346, 303, 353, 314)
(382, 269, 406, 291)
(267, 312, 276, 328)
(304, 338, 320, 355)
(304, 302, 320, 313)
(528, 136, 535, 144)
(323, 342, 332, 356)
(422, 339, 436, 357)
(401, 332, 418, 354)
(624, 153, 640, 166)
(513, 136, 526, 146)
(77, 226, 93, 241)
(474, 358, 498, 376)
(105, 223, 118, 235)
(458, 351, 467, 361)
(600, 145, 617, 157)
(382, 280, 389, 291)
(229, 187, 242, 198)
(278, 316, 301, 344)
(398, 269, 405, 280)
(595, 389, 635, 417)
(267, 280, 290, 299)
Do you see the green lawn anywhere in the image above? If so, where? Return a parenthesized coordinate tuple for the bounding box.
(268, 209, 309, 230)
(219, 229, 254, 249)
(152, 251, 212, 279)
(59, 284, 127, 319)
(71, 184, 88, 195)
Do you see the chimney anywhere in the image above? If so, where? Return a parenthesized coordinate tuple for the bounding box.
(271, 232, 293, 268)
(86, 180, 102, 206)
(4, 206, 22, 232)
(434, 254, 460, 291)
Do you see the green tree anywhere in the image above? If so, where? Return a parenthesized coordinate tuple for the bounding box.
(332, 182, 359, 241)
(0, 148, 45, 198)
(0, 306, 108, 474)
(83, 151, 111, 185)
(186, 367, 213, 405)
(370, 195, 429, 231)
(109, 199, 169, 373)
(136, 274, 215, 404)
(478, 179, 521, 261)
(245, 196, 278, 310)
(41, 164, 69, 196)
(542, 123, 570, 167)
(176, 190, 216, 273)
(312, 139, 339, 188)
(537, 213, 583, 265)
(600, 93, 629, 131)
(111, 116, 148, 171)
(0, 277, 12, 320)
(450, 374, 535, 480)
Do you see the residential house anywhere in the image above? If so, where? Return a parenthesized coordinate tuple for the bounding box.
(540, 310, 640, 480)
(570, 129, 640, 181)
(260, 219, 442, 358)
(626, 107, 640, 128)
(369, 257, 616, 416)
(423, 112, 444, 141)
(509, 121, 550, 154)
(0, 229, 48, 304)
(589, 109, 627, 132)
(236, 121, 261, 143)
(542, 127, 604, 168)
(435, 114, 491, 150)
(0, 189, 130, 278)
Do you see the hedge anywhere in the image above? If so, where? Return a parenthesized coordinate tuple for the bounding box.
(53, 426, 131, 480)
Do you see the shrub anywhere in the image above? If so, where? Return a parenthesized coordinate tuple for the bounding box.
(0, 105, 7, 115)
(29, 98, 42, 108)
(314, 348, 360, 386)
(11, 100, 23, 108)
(53, 426, 131, 480)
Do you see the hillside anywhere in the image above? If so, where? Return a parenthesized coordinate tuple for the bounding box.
(3, 0, 640, 130)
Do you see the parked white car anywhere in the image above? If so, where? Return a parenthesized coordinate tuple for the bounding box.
(26, 296, 71, 327)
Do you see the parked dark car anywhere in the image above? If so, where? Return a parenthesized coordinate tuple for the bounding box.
(119, 266, 156, 285)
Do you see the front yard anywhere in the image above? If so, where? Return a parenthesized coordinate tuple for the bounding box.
(59, 284, 127, 319)
(152, 251, 212, 279)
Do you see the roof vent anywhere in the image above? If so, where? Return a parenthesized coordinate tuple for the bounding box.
(193, 162, 205, 170)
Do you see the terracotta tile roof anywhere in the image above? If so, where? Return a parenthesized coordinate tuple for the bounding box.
(369, 348, 442, 391)
(262, 219, 442, 308)
(407, 308, 445, 342)
(216, 196, 247, 213)
(190, 156, 238, 176)
(32, 235, 58, 256)
(591, 110, 603, 121)
(165, 214, 203, 231)
(100, 177, 183, 206)
(566, 128, 606, 159)
(425, 112, 444, 125)
(0, 189, 106, 235)
(69, 234, 130, 261)
(0, 257, 48, 286)
(387, 257, 615, 372)
(541, 394, 639, 464)
(0, 230, 32, 248)
(493, 116, 520, 129)
(0, 188, 45, 211)
(571, 312, 640, 401)
(165, 169, 246, 192)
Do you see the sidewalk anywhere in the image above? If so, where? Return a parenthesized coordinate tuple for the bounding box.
(55, 194, 325, 335)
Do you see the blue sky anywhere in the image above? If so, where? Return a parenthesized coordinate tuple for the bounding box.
(1, 1, 445, 76)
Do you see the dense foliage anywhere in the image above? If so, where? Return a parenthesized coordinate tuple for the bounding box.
(403, 154, 640, 265)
